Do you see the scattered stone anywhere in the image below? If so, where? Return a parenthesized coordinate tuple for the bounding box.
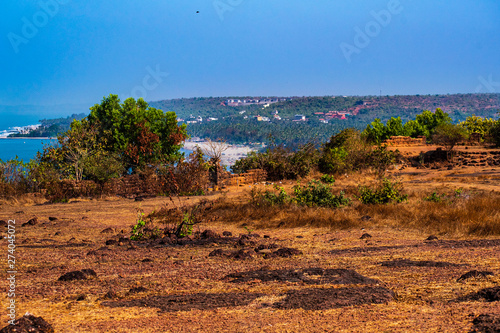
(381, 259, 461, 268)
(58, 269, 97, 281)
(22, 217, 38, 227)
(265, 247, 303, 259)
(101, 227, 115, 234)
(142, 258, 153, 263)
(104, 290, 118, 299)
(263, 235, 270, 239)
(129, 286, 147, 294)
(54, 232, 61, 236)
(222, 231, 232, 237)
(360, 233, 372, 240)
(226, 268, 381, 285)
(0, 314, 54, 333)
(272, 286, 395, 310)
(471, 314, 500, 333)
(209, 249, 232, 257)
(209, 249, 254, 260)
(296, 235, 304, 239)
(102, 292, 264, 312)
(48, 217, 58, 221)
(360, 215, 372, 221)
(457, 270, 494, 282)
(105, 239, 117, 246)
(232, 249, 254, 260)
(201, 229, 218, 239)
(254, 244, 279, 252)
(468, 286, 500, 302)
(237, 235, 257, 247)
(76, 294, 86, 301)
(426, 235, 439, 241)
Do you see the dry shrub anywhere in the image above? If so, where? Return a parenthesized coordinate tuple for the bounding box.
(159, 148, 209, 195)
(206, 193, 360, 230)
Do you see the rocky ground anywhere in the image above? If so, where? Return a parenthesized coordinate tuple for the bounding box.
(1, 146, 500, 332)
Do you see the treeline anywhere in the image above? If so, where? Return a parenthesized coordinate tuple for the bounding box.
(150, 93, 500, 121)
(187, 119, 363, 146)
(232, 110, 500, 179)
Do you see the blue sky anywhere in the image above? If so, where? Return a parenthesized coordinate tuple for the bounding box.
(1, 0, 499, 109)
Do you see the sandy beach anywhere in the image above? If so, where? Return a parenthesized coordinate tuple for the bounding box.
(183, 140, 257, 166)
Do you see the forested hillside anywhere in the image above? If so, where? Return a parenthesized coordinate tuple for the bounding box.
(9, 94, 500, 145)
(150, 94, 500, 145)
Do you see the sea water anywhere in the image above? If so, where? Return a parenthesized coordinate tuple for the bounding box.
(0, 138, 192, 163)
(0, 138, 56, 162)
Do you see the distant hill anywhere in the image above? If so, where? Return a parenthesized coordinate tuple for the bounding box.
(150, 94, 500, 146)
(6, 94, 499, 145)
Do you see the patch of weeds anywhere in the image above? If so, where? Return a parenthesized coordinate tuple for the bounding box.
(130, 210, 161, 241)
(262, 185, 292, 205)
(320, 174, 336, 184)
(454, 187, 463, 197)
(148, 198, 215, 238)
(424, 191, 445, 202)
(357, 178, 407, 204)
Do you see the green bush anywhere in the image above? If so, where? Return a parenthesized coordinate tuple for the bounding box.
(320, 174, 335, 184)
(357, 178, 408, 204)
(293, 180, 350, 208)
(256, 181, 350, 208)
(318, 129, 371, 175)
(262, 185, 292, 205)
(232, 142, 319, 180)
(130, 211, 161, 241)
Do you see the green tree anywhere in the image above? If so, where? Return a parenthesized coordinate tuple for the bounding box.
(87, 95, 188, 170)
(459, 115, 496, 138)
(363, 118, 385, 144)
(432, 123, 468, 160)
(489, 119, 500, 147)
(319, 129, 371, 174)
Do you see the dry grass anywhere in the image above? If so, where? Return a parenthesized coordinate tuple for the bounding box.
(207, 188, 500, 237)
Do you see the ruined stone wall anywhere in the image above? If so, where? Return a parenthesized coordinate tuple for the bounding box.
(221, 169, 267, 187)
(384, 136, 427, 146)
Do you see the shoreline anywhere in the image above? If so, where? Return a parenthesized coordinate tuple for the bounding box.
(183, 140, 256, 166)
(0, 137, 56, 140)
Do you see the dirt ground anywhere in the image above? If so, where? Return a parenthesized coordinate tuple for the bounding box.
(1, 146, 500, 332)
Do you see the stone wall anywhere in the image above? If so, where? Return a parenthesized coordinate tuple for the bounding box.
(221, 169, 267, 187)
(384, 136, 427, 146)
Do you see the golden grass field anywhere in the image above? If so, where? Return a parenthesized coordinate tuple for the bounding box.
(1, 146, 499, 332)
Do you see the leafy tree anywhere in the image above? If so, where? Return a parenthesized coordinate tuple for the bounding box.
(319, 129, 371, 174)
(432, 123, 468, 160)
(459, 115, 496, 138)
(363, 118, 385, 144)
(87, 95, 187, 170)
(489, 119, 500, 147)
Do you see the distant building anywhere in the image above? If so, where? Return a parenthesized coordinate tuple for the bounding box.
(294, 114, 306, 121)
(196, 116, 203, 122)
